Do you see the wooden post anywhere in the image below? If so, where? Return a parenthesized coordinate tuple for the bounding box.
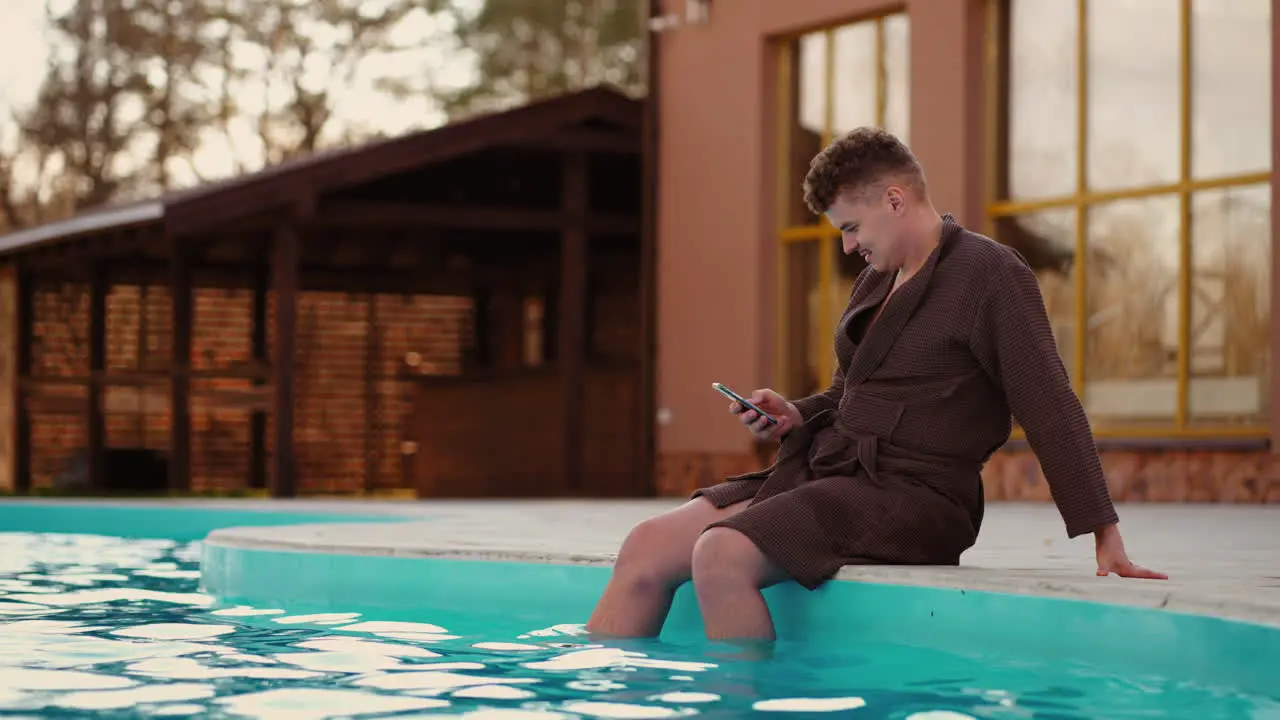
(363, 283, 380, 493)
(87, 264, 107, 493)
(135, 280, 149, 447)
(469, 285, 493, 371)
(169, 233, 192, 493)
(271, 220, 300, 498)
(493, 290, 525, 370)
(560, 152, 588, 494)
(249, 261, 268, 491)
(13, 266, 32, 494)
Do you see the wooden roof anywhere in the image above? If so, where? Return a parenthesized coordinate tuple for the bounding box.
(0, 86, 642, 258)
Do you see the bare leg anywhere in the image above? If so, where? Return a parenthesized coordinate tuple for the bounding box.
(690, 526, 791, 642)
(585, 497, 751, 638)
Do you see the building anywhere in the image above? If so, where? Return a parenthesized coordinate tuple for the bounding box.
(652, 0, 1278, 503)
(1, 0, 1276, 504)
(0, 90, 649, 498)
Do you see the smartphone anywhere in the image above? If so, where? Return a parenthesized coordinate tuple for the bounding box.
(712, 382, 778, 426)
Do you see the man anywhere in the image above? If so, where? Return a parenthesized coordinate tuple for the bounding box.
(585, 127, 1166, 643)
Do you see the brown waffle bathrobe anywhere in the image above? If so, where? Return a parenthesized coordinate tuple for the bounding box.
(694, 215, 1119, 590)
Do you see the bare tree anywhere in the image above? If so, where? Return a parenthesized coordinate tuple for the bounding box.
(422, 0, 647, 121)
(231, 0, 440, 165)
(128, 0, 221, 190)
(19, 0, 151, 211)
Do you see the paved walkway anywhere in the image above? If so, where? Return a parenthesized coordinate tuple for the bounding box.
(197, 499, 1280, 628)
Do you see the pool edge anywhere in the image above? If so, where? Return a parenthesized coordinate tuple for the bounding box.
(202, 525, 1280, 631)
(197, 537, 1280, 701)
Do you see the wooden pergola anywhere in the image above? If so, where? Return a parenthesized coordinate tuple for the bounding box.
(0, 87, 654, 498)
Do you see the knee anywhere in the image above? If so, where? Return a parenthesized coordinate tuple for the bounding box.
(615, 515, 668, 563)
(690, 527, 759, 590)
(610, 517, 684, 594)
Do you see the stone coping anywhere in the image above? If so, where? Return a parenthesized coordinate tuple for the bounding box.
(200, 499, 1280, 628)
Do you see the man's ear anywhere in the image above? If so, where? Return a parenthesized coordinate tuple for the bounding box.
(886, 186, 905, 214)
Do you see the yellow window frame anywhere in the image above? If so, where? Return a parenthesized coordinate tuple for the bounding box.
(774, 12, 902, 398)
(984, 0, 1271, 441)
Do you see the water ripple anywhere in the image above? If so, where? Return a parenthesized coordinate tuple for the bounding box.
(0, 530, 1274, 719)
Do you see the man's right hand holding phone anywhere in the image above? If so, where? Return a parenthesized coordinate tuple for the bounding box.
(730, 389, 802, 441)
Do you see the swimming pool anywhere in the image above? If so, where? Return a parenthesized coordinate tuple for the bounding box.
(1, 501, 1278, 718)
(0, 500, 407, 541)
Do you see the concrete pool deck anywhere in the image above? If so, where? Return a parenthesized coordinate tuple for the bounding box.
(4, 497, 1276, 627)
(156, 498, 1277, 629)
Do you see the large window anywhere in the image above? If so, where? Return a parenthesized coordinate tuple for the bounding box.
(988, 0, 1272, 437)
(775, 13, 910, 401)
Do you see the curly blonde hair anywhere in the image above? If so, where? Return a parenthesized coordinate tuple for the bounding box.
(801, 127, 926, 216)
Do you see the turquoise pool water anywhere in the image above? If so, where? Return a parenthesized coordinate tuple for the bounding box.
(0, 501, 406, 541)
(1, 502, 1278, 719)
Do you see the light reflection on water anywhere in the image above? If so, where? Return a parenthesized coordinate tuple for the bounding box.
(0, 531, 1272, 719)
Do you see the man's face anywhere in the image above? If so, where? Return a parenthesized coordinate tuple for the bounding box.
(824, 185, 908, 272)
